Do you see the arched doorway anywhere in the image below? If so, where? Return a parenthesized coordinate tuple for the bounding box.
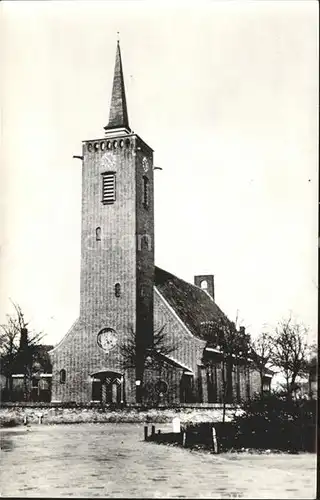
(91, 371, 124, 404)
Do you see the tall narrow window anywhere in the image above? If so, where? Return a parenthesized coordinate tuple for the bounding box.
(236, 366, 241, 402)
(60, 369, 66, 384)
(142, 176, 149, 209)
(101, 172, 116, 204)
(115, 283, 121, 298)
(246, 367, 251, 400)
(96, 227, 101, 241)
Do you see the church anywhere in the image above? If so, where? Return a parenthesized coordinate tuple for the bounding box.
(49, 42, 271, 405)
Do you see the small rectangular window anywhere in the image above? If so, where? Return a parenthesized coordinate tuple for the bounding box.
(102, 172, 116, 204)
(60, 369, 66, 384)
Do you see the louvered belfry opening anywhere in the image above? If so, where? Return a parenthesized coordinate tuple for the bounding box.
(101, 172, 116, 204)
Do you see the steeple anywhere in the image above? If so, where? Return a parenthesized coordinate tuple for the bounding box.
(104, 41, 131, 134)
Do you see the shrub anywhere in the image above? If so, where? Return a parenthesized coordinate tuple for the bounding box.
(0, 415, 20, 427)
(230, 392, 316, 452)
(164, 395, 316, 454)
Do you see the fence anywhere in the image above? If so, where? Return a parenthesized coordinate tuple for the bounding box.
(145, 419, 317, 453)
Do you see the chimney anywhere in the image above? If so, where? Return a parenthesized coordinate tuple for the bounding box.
(194, 275, 215, 300)
(239, 326, 246, 336)
(19, 328, 28, 350)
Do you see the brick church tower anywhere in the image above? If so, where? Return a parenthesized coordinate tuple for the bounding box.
(50, 42, 155, 403)
(50, 41, 271, 406)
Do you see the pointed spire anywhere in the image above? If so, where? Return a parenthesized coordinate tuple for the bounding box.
(104, 41, 131, 133)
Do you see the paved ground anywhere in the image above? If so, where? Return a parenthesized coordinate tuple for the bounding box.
(0, 423, 316, 498)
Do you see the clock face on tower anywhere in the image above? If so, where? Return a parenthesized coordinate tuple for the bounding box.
(97, 328, 118, 353)
(101, 154, 116, 170)
(142, 157, 149, 173)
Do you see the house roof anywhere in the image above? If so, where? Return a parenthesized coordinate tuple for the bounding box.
(154, 266, 228, 343)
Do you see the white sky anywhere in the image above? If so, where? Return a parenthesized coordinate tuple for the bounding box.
(0, 1, 318, 346)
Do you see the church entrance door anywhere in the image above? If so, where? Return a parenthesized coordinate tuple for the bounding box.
(92, 371, 123, 404)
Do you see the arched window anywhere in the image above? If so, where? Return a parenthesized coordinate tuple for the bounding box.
(200, 280, 208, 290)
(137, 233, 152, 252)
(142, 176, 149, 209)
(115, 283, 121, 298)
(60, 369, 66, 384)
(96, 227, 101, 241)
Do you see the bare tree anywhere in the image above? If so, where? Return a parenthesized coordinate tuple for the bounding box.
(272, 317, 311, 397)
(0, 325, 19, 396)
(0, 301, 45, 401)
(119, 324, 179, 404)
(251, 331, 274, 397)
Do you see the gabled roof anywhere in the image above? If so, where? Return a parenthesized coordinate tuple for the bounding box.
(154, 266, 228, 342)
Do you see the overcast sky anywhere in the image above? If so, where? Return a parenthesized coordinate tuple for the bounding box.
(0, 1, 318, 346)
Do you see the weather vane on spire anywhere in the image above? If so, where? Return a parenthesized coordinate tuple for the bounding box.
(117, 31, 120, 43)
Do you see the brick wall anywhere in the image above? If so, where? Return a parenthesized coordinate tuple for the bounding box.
(51, 134, 155, 404)
(49, 131, 266, 405)
(143, 363, 184, 405)
(153, 288, 206, 402)
(135, 138, 154, 369)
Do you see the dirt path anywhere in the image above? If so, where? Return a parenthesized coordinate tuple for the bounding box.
(0, 424, 316, 498)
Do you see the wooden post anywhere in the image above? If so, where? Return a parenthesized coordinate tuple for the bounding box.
(144, 425, 148, 441)
(151, 425, 155, 436)
(23, 415, 28, 426)
(120, 377, 124, 404)
(182, 431, 187, 447)
(38, 413, 43, 425)
(212, 426, 218, 454)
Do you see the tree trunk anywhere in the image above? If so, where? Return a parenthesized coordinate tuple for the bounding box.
(290, 373, 297, 390)
(285, 374, 291, 399)
(23, 365, 30, 402)
(308, 371, 312, 399)
(23, 375, 27, 401)
(221, 359, 226, 423)
(226, 359, 233, 403)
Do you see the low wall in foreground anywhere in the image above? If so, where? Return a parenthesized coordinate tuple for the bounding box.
(0, 402, 237, 408)
(0, 404, 242, 427)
